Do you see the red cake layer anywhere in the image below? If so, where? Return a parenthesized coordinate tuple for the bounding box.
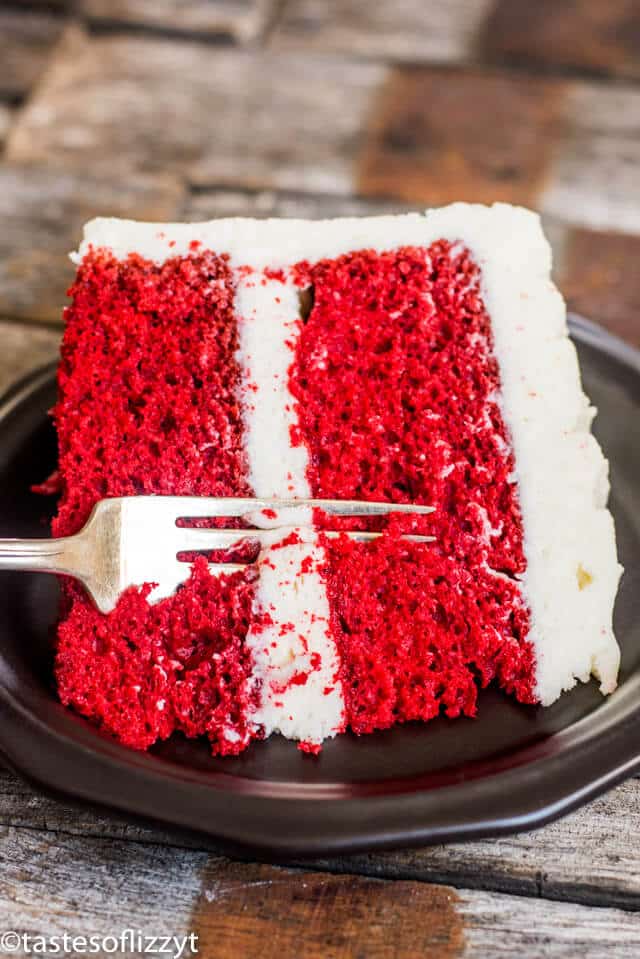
(323, 534, 531, 732)
(54, 250, 256, 754)
(56, 560, 256, 754)
(292, 244, 535, 729)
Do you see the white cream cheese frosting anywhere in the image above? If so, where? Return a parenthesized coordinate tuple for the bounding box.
(234, 281, 344, 743)
(244, 527, 345, 745)
(76, 203, 622, 707)
(234, 275, 311, 501)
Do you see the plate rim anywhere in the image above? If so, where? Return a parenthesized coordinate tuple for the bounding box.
(0, 314, 639, 857)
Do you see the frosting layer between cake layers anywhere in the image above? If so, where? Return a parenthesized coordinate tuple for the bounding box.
(233, 270, 344, 744)
(70, 203, 621, 746)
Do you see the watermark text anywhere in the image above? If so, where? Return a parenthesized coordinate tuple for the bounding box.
(0, 930, 198, 956)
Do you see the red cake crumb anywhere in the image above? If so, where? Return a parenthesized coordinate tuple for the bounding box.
(32, 469, 63, 496)
(323, 533, 533, 733)
(56, 559, 256, 754)
(292, 244, 536, 731)
(54, 249, 251, 536)
(54, 250, 254, 754)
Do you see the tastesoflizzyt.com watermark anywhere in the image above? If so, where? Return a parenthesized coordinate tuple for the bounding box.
(0, 930, 198, 956)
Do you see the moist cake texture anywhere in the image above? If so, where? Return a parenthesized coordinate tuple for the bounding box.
(53, 203, 622, 754)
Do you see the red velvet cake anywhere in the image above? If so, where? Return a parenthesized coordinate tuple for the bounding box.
(52, 204, 622, 754)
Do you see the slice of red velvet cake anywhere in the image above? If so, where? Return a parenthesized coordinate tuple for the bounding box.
(53, 203, 622, 755)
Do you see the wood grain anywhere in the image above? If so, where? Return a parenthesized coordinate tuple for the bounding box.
(182, 187, 415, 221)
(271, 0, 493, 64)
(0, 826, 210, 946)
(460, 890, 640, 958)
(193, 861, 464, 959)
(0, 163, 182, 324)
(540, 83, 640, 235)
(7, 26, 384, 194)
(559, 227, 640, 348)
(358, 66, 566, 206)
(0, 9, 65, 101)
(482, 0, 640, 81)
(81, 0, 276, 44)
(0, 322, 59, 391)
(0, 766, 638, 912)
(9, 23, 640, 238)
(0, 824, 638, 958)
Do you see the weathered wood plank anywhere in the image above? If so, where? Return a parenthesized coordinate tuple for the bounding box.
(8, 24, 640, 239)
(0, 9, 65, 100)
(6, 25, 385, 192)
(357, 66, 640, 232)
(0, 826, 210, 948)
(0, 767, 638, 911)
(0, 322, 59, 394)
(194, 861, 465, 959)
(81, 0, 276, 44)
(271, 0, 493, 65)
(0, 163, 183, 324)
(460, 890, 640, 958)
(0, 826, 638, 958)
(182, 187, 415, 221)
(559, 226, 640, 348)
(481, 0, 640, 81)
(540, 84, 640, 235)
(358, 66, 567, 207)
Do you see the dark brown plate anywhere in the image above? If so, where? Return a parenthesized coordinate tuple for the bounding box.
(0, 314, 639, 858)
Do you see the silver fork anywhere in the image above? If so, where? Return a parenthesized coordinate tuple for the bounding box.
(0, 496, 434, 613)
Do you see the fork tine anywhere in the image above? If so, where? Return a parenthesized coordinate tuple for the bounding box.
(159, 496, 434, 520)
(198, 563, 247, 574)
(325, 532, 434, 542)
(176, 528, 434, 552)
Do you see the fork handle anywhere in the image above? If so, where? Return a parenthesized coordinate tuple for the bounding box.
(0, 537, 75, 574)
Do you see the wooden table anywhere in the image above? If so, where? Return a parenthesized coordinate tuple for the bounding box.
(1, 2, 639, 954)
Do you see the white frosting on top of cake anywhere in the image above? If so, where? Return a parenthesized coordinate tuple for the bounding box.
(76, 203, 622, 706)
(244, 527, 345, 745)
